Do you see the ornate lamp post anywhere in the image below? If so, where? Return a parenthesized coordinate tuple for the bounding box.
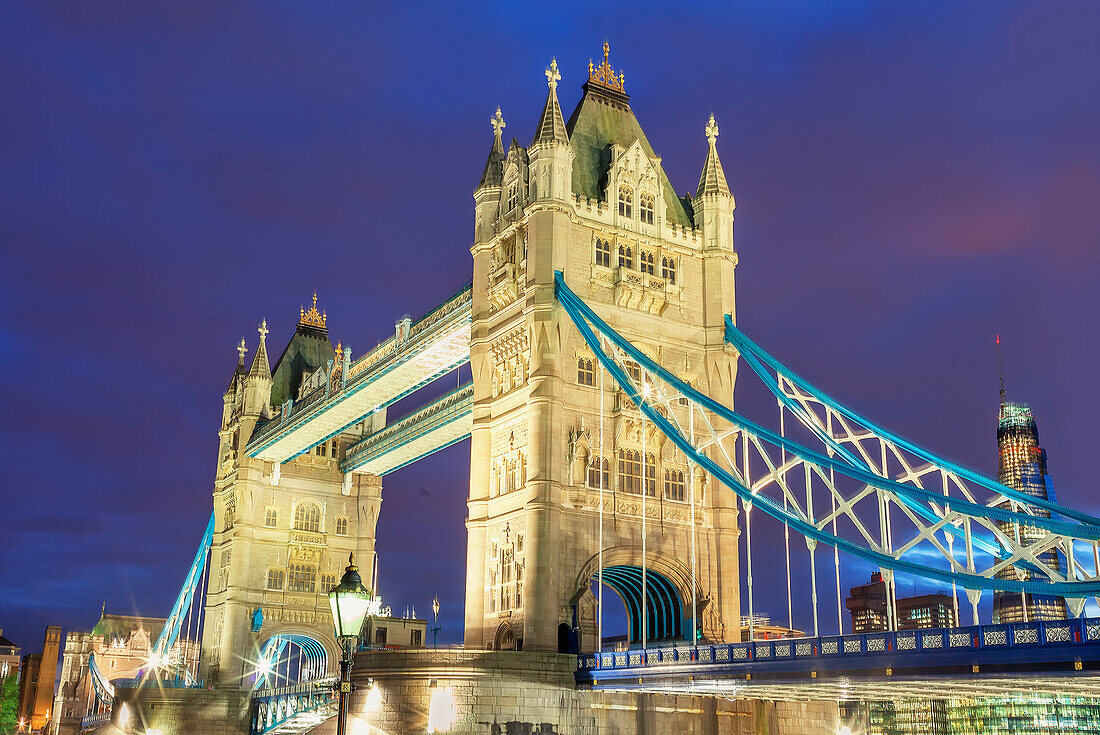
(328, 554, 374, 735)
(431, 595, 441, 649)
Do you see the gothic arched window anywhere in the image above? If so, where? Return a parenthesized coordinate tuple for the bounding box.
(595, 238, 611, 267)
(618, 185, 634, 218)
(640, 192, 655, 225)
(664, 469, 685, 501)
(287, 564, 316, 593)
(618, 245, 633, 269)
(640, 251, 656, 275)
(588, 457, 610, 490)
(293, 501, 321, 533)
(618, 449, 642, 494)
(264, 508, 278, 528)
(645, 453, 658, 497)
(335, 517, 348, 536)
(661, 256, 677, 285)
(266, 569, 284, 591)
(577, 357, 595, 386)
(507, 181, 519, 212)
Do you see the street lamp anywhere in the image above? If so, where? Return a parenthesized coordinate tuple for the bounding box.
(328, 554, 374, 735)
(431, 595, 441, 649)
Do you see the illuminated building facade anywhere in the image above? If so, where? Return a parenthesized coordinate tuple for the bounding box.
(992, 401, 1067, 623)
(841, 697, 1100, 735)
(896, 593, 957, 631)
(466, 44, 741, 651)
(16, 625, 60, 733)
(846, 572, 888, 633)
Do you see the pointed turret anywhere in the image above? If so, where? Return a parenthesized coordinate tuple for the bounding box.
(477, 108, 507, 191)
(248, 320, 271, 380)
(532, 59, 569, 147)
(692, 114, 735, 252)
(474, 109, 508, 243)
(243, 319, 273, 418)
(225, 339, 248, 396)
(528, 59, 574, 203)
(696, 114, 732, 199)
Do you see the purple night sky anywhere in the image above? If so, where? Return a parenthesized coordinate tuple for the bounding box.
(2, 3, 1098, 652)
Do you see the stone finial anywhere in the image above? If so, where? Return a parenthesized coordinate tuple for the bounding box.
(237, 338, 247, 362)
(491, 107, 506, 137)
(705, 114, 719, 146)
(546, 58, 561, 91)
(258, 319, 269, 342)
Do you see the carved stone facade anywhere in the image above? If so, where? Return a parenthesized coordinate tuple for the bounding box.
(199, 312, 385, 688)
(466, 49, 741, 652)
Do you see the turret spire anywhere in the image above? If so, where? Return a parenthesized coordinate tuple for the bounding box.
(696, 113, 731, 199)
(477, 108, 507, 190)
(248, 319, 271, 380)
(532, 59, 569, 146)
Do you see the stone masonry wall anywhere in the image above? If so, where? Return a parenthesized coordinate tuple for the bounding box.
(331, 649, 837, 735)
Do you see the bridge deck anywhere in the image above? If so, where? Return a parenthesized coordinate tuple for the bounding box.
(578, 617, 1100, 701)
(340, 383, 473, 476)
(246, 284, 471, 463)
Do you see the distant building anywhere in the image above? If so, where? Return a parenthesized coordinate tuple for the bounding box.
(846, 572, 889, 633)
(0, 629, 20, 681)
(53, 607, 199, 735)
(738, 615, 804, 641)
(363, 613, 428, 649)
(896, 593, 956, 630)
(17, 625, 60, 733)
(991, 401, 1067, 623)
(846, 574, 958, 632)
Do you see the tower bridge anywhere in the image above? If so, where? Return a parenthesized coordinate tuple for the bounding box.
(73, 45, 1100, 735)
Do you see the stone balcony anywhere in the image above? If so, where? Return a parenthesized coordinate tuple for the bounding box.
(290, 530, 326, 547)
(613, 265, 669, 315)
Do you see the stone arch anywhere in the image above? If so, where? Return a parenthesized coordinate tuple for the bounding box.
(250, 622, 340, 686)
(493, 621, 516, 651)
(571, 547, 706, 645)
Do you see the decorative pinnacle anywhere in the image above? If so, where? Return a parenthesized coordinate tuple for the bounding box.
(588, 41, 625, 93)
(546, 58, 561, 91)
(705, 114, 719, 146)
(299, 292, 327, 329)
(258, 319, 269, 341)
(335, 341, 343, 363)
(491, 107, 506, 137)
(237, 338, 247, 362)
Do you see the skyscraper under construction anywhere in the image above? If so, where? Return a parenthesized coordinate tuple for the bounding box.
(991, 398, 1067, 623)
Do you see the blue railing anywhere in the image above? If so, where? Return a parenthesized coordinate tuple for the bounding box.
(81, 712, 111, 730)
(250, 678, 338, 735)
(577, 617, 1100, 675)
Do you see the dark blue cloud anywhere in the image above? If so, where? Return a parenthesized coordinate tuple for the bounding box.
(2, 1, 1098, 649)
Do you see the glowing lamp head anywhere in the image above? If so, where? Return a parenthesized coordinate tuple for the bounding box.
(432, 595, 440, 620)
(328, 553, 374, 641)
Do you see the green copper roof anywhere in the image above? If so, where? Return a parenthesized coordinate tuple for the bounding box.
(565, 82, 694, 228)
(270, 322, 332, 408)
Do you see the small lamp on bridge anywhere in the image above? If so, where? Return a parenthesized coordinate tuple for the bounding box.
(329, 553, 374, 735)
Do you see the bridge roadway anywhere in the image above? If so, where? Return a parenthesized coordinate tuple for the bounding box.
(577, 616, 1100, 701)
(340, 383, 473, 476)
(246, 283, 472, 464)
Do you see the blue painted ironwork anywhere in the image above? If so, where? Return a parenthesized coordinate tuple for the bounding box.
(147, 512, 215, 673)
(250, 679, 338, 735)
(340, 382, 472, 475)
(554, 272, 1100, 596)
(724, 316, 1100, 529)
(576, 617, 1100, 688)
(600, 565, 683, 643)
(87, 653, 115, 705)
(246, 282, 473, 459)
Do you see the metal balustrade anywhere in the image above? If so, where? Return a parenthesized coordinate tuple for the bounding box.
(578, 617, 1099, 677)
(250, 678, 338, 735)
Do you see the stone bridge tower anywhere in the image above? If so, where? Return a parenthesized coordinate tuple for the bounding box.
(466, 46, 740, 652)
(199, 299, 385, 687)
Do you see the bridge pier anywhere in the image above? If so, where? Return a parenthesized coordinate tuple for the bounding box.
(99, 686, 250, 735)
(331, 649, 838, 735)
